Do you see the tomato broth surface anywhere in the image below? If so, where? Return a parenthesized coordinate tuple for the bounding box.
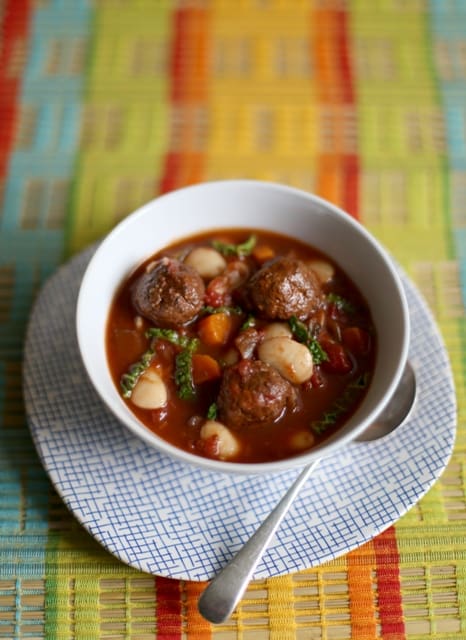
(106, 229, 376, 464)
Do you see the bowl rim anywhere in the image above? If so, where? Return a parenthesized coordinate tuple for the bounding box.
(76, 179, 411, 475)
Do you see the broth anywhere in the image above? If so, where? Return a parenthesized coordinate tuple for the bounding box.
(106, 228, 376, 464)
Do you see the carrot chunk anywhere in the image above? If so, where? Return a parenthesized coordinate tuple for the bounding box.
(197, 312, 234, 346)
(252, 245, 275, 265)
(192, 354, 222, 384)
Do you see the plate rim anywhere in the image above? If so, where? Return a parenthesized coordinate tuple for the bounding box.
(22, 244, 457, 581)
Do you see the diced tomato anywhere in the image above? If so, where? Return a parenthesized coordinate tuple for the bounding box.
(309, 367, 326, 389)
(204, 286, 229, 308)
(328, 303, 349, 323)
(197, 434, 220, 459)
(342, 327, 371, 356)
(320, 337, 353, 374)
(204, 260, 249, 308)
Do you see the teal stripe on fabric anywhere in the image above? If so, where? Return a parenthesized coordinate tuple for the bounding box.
(429, 1, 466, 306)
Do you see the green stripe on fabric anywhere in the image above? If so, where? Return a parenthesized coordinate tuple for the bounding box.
(66, 1, 172, 255)
(352, 3, 449, 266)
(428, 2, 466, 636)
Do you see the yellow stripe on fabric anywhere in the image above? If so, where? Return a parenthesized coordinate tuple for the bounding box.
(67, 0, 172, 254)
(73, 576, 100, 638)
(266, 575, 297, 640)
(46, 527, 146, 639)
(205, 0, 316, 186)
(44, 575, 73, 640)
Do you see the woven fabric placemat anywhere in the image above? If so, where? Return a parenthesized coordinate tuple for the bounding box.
(1, 1, 465, 638)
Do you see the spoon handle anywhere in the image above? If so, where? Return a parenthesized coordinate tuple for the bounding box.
(198, 459, 320, 624)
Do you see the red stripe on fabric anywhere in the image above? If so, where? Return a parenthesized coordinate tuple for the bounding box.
(0, 0, 31, 176)
(335, 9, 354, 104)
(159, 151, 205, 194)
(344, 154, 359, 218)
(373, 527, 406, 639)
(337, 7, 358, 220)
(155, 577, 182, 640)
(159, 152, 180, 195)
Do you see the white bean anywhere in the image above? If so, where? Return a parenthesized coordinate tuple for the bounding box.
(308, 259, 335, 284)
(184, 247, 227, 279)
(223, 347, 239, 366)
(289, 430, 315, 451)
(258, 336, 313, 384)
(200, 420, 240, 460)
(134, 315, 144, 330)
(131, 369, 168, 409)
(261, 322, 292, 341)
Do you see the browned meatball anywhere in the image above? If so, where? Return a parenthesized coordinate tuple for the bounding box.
(217, 359, 296, 429)
(245, 256, 321, 320)
(131, 257, 205, 328)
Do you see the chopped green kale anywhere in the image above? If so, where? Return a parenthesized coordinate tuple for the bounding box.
(327, 293, 355, 314)
(207, 402, 218, 420)
(146, 327, 199, 400)
(120, 348, 155, 399)
(212, 234, 256, 257)
(310, 373, 370, 435)
(288, 316, 328, 365)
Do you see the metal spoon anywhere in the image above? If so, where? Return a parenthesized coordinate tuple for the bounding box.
(198, 361, 417, 624)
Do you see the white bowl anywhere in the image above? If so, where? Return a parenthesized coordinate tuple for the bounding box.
(76, 180, 410, 475)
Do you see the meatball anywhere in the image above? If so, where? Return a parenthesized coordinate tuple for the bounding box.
(217, 359, 296, 429)
(131, 257, 205, 328)
(246, 256, 321, 320)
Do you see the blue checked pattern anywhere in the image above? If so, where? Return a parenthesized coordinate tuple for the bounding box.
(22, 247, 456, 581)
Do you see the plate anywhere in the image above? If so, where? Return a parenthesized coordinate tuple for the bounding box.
(23, 246, 456, 581)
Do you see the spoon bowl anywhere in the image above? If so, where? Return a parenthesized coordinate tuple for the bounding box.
(198, 361, 417, 624)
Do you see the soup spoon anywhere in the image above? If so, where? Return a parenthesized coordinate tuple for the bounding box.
(198, 362, 417, 624)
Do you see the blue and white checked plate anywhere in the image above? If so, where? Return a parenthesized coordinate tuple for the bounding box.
(23, 246, 456, 581)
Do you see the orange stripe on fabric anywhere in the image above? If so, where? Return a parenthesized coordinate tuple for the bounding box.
(155, 577, 182, 640)
(171, 8, 210, 104)
(347, 541, 377, 639)
(183, 581, 212, 639)
(159, 7, 210, 193)
(373, 527, 406, 639)
(313, 9, 337, 104)
(312, 7, 359, 219)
